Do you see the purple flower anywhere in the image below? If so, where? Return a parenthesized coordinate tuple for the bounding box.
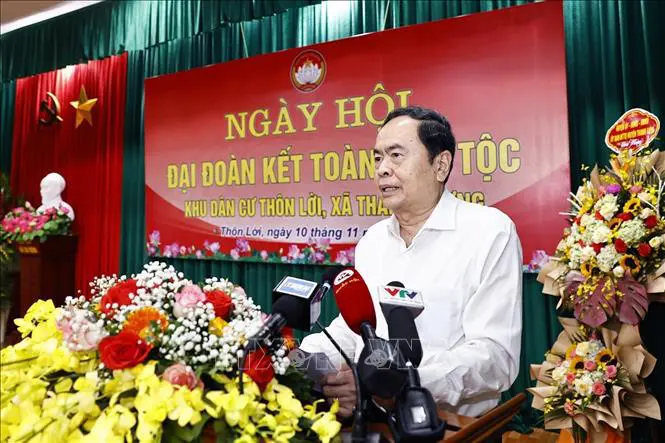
(149, 230, 160, 244)
(236, 238, 251, 253)
(606, 184, 621, 195)
(204, 241, 220, 254)
(313, 251, 325, 263)
(230, 248, 240, 260)
(195, 250, 204, 259)
(528, 250, 550, 272)
(165, 243, 181, 257)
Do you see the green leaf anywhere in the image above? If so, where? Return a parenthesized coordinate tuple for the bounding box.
(162, 413, 211, 443)
(213, 419, 230, 443)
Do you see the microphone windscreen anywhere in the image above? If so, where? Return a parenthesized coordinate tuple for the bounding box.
(322, 268, 341, 284)
(333, 268, 376, 334)
(387, 281, 404, 288)
(387, 307, 423, 367)
(272, 293, 304, 326)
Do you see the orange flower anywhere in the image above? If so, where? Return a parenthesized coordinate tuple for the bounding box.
(123, 307, 168, 340)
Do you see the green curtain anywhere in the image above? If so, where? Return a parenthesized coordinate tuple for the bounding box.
(0, 81, 15, 175)
(565, 0, 665, 187)
(0, 0, 320, 82)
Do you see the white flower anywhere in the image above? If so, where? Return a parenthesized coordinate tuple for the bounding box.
(597, 245, 620, 273)
(590, 223, 612, 244)
(576, 342, 591, 356)
(596, 195, 618, 220)
(617, 219, 647, 245)
(649, 236, 662, 249)
(574, 376, 593, 397)
(580, 214, 595, 227)
(640, 208, 655, 219)
(613, 266, 625, 278)
(580, 246, 596, 262)
(552, 365, 568, 383)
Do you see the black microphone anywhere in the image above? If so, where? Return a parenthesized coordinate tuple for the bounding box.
(381, 281, 424, 367)
(382, 282, 445, 441)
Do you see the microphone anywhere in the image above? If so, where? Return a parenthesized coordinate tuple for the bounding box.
(333, 269, 407, 399)
(247, 269, 340, 353)
(380, 281, 424, 367)
(381, 282, 445, 441)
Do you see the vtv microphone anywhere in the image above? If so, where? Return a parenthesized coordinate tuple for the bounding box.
(381, 282, 445, 442)
(380, 281, 424, 367)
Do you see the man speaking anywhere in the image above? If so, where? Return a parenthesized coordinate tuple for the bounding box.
(299, 106, 523, 419)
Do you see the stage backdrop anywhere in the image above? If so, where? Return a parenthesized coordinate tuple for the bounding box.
(144, 1, 570, 266)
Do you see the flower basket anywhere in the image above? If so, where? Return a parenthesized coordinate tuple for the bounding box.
(0, 262, 340, 442)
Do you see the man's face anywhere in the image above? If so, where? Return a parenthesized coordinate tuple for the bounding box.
(373, 116, 449, 213)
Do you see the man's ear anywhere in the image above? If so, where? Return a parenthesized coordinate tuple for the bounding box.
(435, 151, 452, 183)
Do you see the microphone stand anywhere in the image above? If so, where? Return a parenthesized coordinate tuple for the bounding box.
(315, 320, 367, 442)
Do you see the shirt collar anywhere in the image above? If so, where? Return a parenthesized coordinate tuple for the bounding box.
(387, 188, 458, 237)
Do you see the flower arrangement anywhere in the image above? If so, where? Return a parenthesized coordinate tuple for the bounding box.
(147, 232, 356, 266)
(0, 262, 341, 442)
(529, 318, 660, 442)
(1, 202, 72, 244)
(539, 150, 665, 327)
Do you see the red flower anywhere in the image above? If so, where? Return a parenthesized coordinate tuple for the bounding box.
(244, 348, 275, 391)
(205, 290, 234, 320)
(98, 332, 152, 370)
(591, 243, 603, 254)
(614, 238, 628, 254)
(644, 215, 658, 229)
(638, 243, 652, 257)
(594, 211, 605, 221)
(100, 279, 138, 316)
(617, 212, 633, 222)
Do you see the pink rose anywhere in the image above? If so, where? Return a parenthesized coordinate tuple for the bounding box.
(58, 308, 107, 351)
(566, 372, 575, 385)
(163, 363, 204, 390)
(605, 365, 617, 380)
(230, 248, 240, 260)
(260, 250, 269, 261)
(174, 284, 206, 318)
(564, 401, 575, 416)
(592, 381, 606, 396)
(584, 360, 597, 371)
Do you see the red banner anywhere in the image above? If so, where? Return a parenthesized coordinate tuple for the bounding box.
(144, 2, 570, 266)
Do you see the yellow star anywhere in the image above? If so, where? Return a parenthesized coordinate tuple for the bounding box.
(70, 85, 98, 128)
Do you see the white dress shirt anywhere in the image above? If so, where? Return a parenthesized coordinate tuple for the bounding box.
(300, 189, 523, 417)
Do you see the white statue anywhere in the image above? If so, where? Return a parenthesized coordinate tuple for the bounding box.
(37, 172, 75, 220)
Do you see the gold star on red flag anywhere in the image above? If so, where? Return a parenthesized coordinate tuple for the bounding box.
(70, 86, 98, 127)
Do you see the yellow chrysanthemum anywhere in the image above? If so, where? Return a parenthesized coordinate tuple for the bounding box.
(123, 307, 168, 340)
(623, 197, 642, 215)
(619, 254, 641, 275)
(596, 348, 614, 365)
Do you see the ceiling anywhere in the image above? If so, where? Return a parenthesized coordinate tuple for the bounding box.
(1, 0, 102, 33)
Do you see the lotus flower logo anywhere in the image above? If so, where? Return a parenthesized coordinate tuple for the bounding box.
(291, 50, 326, 92)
